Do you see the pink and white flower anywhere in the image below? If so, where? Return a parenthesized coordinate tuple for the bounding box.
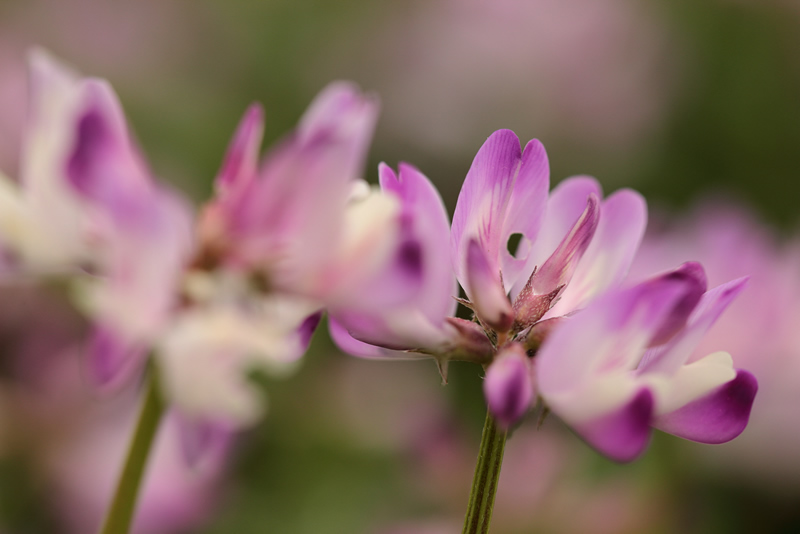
(536, 262, 757, 461)
(331, 129, 648, 430)
(0, 51, 406, 428)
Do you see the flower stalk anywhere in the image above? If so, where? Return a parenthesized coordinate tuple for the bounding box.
(98, 362, 165, 534)
(462, 407, 508, 534)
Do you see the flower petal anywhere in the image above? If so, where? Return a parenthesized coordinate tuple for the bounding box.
(19, 51, 101, 264)
(498, 139, 550, 290)
(512, 176, 602, 298)
(75, 188, 194, 340)
(548, 188, 647, 317)
(570, 388, 654, 463)
(638, 276, 747, 375)
(65, 79, 155, 213)
(537, 265, 706, 396)
(328, 163, 458, 352)
(214, 103, 264, 194)
(157, 298, 314, 426)
(375, 163, 457, 320)
(174, 414, 235, 468)
(653, 368, 757, 444)
(465, 238, 514, 332)
(230, 83, 379, 290)
(451, 130, 522, 287)
(532, 193, 599, 295)
(85, 325, 146, 391)
(328, 318, 428, 359)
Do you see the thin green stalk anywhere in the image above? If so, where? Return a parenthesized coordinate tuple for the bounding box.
(98, 365, 165, 534)
(462, 408, 508, 534)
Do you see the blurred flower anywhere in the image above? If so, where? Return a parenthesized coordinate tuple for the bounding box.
(197, 83, 412, 311)
(0, 50, 194, 395)
(0, 50, 409, 429)
(43, 409, 232, 534)
(0, 284, 232, 534)
(331, 129, 646, 430)
(536, 262, 757, 462)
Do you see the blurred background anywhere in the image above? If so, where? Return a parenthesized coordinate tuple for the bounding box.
(1, 0, 800, 532)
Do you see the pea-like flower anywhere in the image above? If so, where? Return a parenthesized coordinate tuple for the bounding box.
(331, 129, 647, 423)
(0, 51, 412, 430)
(0, 50, 194, 389)
(535, 262, 757, 462)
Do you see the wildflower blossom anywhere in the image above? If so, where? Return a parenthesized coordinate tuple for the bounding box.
(536, 262, 757, 461)
(631, 204, 800, 479)
(331, 129, 647, 427)
(0, 51, 408, 428)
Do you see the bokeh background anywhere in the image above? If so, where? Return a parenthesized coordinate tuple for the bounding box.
(1, 0, 799, 532)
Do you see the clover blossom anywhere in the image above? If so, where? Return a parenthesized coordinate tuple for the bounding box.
(330, 129, 648, 430)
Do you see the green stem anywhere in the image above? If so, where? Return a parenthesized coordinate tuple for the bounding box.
(98, 365, 165, 534)
(462, 408, 508, 534)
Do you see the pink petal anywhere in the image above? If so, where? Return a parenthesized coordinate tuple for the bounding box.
(451, 130, 523, 288)
(548, 187, 647, 317)
(376, 163, 457, 321)
(329, 318, 425, 359)
(85, 325, 147, 391)
(638, 276, 747, 375)
(484, 343, 534, 428)
(97, 187, 194, 340)
(66, 80, 151, 206)
(571, 388, 654, 463)
(537, 265, 706, 395)
(654, 369, 757, 444)
(228, 83, 379, 288)
(532, 194, 599, 294)
(465, 238, 514, 332)
(498, 139, 550, 290)
(214, 103, 264, 194)
(174, 414, 235, 468)
(512, 176, 602, 299)
(328, 163, 456, 354)
(644, 261, 708, 347)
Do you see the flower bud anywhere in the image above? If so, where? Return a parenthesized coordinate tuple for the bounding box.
(483, 343, 534, 428)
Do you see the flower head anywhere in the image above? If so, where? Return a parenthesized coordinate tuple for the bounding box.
(536, 263, 757, 461)
(0, 51, 406, 431)
(331, 129, 648, 423)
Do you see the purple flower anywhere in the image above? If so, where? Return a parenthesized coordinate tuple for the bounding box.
(630, 203, 800, 479)
(535, 262, 757, 462)
(0, 50, 194, 389)
(0, 51, 352, 428)
(331, 129, 647, 426)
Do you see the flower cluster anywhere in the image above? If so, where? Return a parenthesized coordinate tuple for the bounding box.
(0, 51, 411, 433)
(329, 131, 757, 462)
(0, 50, 756, 468)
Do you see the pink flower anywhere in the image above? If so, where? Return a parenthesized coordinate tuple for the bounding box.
(536, 262, 757, 461)
(631, 204, 800, 480)
(0, 50, 415, 429)
(198, 83, 408, 309)
(45, 407, 232, 534)
(0, 50, 193, 390)
(331, 129, 647, 428)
